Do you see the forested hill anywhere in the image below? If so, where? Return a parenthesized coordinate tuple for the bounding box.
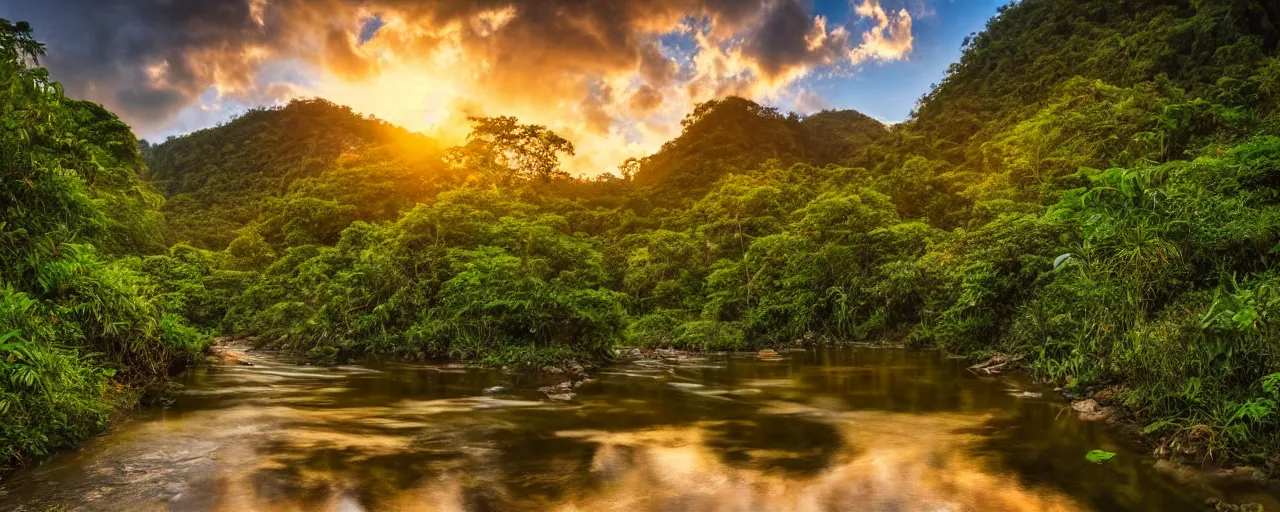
(142, 95, 888, 239)
(143, 99, 447, 249)
(629, 97, 888, 192)
(8, 0, 1280, 474)
(853, 0, 1280, 227)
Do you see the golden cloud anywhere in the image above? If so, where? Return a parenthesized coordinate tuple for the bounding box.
(20, 0, 920, 175)
(850, 0, 915, 64)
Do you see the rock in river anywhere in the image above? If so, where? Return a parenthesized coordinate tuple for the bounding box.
(539, 381, 575, 401)
(1071, 398, 1113, 421)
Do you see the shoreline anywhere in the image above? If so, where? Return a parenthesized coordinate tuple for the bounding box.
(5, 337, 1270, 503)
(208, 333, 1280, 482)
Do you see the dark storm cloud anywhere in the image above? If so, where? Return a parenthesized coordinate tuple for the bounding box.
(0, 0, 280, 129)
(743, 0, 848, 83)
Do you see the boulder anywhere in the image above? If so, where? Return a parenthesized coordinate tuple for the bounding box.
(539, 381, 575, 401)
(566, 362, 590, 381)
(1071, 399, 1112, 421)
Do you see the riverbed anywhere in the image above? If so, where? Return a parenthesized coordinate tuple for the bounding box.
(2, 348, 1277, 511)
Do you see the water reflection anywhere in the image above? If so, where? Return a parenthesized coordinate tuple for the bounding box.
(2, 348, 1276, 511)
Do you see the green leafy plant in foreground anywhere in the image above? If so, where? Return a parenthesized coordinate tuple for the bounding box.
(1086, 450, 1117, 464)
(0, 18, 206, 471)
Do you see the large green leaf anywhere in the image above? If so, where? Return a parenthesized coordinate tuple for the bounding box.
(1085, 450, 1116, 464)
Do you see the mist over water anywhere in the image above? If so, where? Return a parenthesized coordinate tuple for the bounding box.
(3, 348, 1275, 511)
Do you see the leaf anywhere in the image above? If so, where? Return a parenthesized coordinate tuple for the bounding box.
(1085, 449, 1116, 464)
(1053, 253, 1073, 270)
(1231, 308, 1259, 330)
(1229, 398, 1274, 424)
(1261, 373, 1280, 396)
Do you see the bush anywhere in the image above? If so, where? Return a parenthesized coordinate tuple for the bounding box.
(671, 321, 747, 351)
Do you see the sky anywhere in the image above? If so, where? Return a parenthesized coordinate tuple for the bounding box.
(1, 0, 1008, 176)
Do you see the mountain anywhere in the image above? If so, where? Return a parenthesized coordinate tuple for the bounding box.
(144, 99, 447, 249)
(631, 96, 888, 193)
(796, 109, 890, 166)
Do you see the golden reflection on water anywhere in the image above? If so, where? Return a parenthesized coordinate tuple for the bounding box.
(185, 410, 1083, 511)
(2, 349, 1270, 511)
(546, 415, 1080, 512)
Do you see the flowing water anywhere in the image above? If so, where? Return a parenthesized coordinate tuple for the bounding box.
(2, 348, 1278, 511)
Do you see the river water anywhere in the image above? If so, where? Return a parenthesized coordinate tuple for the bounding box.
(2, 348, 1277, 511)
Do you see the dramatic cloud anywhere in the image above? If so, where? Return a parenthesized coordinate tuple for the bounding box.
(1, 0, 920, 175)
(849, 0, 915, 64)
(742, 1, 849, 85)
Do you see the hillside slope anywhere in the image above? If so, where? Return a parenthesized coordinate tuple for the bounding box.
(631, 96, 888, 194)
(144, 99, 447, 249)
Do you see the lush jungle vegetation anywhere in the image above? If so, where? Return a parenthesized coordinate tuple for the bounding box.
(6, 0, 1280, 473)
(0, 19, 205, 470)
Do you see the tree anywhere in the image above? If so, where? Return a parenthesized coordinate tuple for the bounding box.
(447, 116, 575, 185)
(618, 157, 640, 181)
(0, 19, 43, 66)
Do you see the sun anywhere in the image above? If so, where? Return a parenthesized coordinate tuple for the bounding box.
(423, 105, 443, 129)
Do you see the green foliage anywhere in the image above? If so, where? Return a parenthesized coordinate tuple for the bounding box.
(1086, 450, 1117, 464)
(222, 192, 627, 366)
(446, 116, 576, 184)
(476, 344, 583, 370)
(0, 18, 206, 471)
(0, 293, 113, 468)
(670, 320, 746, 351)
(144, 98, 447, 249)
(632, 97, 888, 195)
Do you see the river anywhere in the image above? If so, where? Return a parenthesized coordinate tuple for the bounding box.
(2, 347, 1277, 511)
